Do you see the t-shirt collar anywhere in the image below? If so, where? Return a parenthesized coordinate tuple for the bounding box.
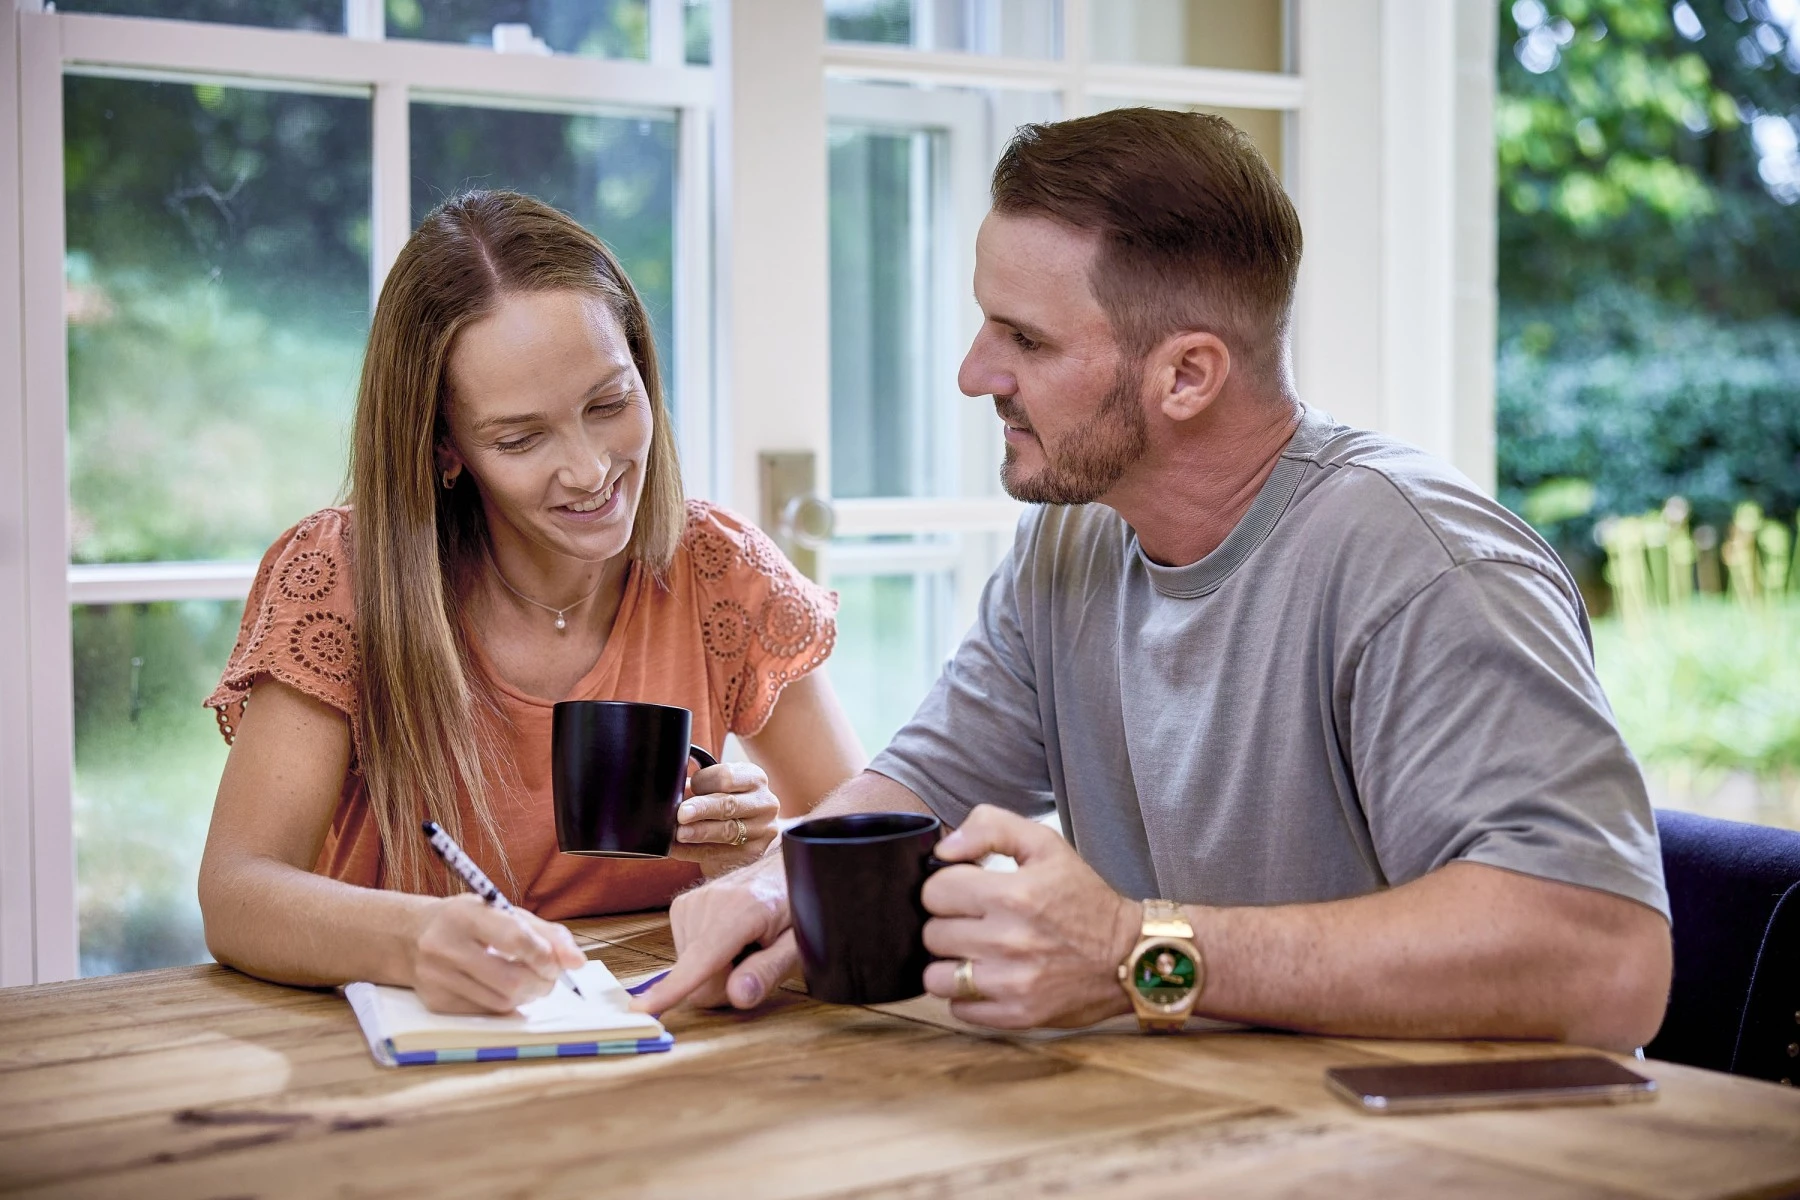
(1132, 405, 1336, 599)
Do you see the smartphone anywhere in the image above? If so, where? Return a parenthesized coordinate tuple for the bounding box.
(1324, 1054, 1657, 1114)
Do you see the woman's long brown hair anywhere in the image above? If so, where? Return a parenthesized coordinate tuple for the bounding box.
(348, 190, 685, 893)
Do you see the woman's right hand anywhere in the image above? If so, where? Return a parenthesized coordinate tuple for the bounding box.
(407, 893, 587, 1013)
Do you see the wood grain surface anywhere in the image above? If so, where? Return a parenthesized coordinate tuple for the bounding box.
(1, 912, 1795, 1199)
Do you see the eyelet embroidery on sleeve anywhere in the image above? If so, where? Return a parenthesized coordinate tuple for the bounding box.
(720, 668, 746, 722)
(701, 598, 753, 659)
(756, 587, 821, 658)
(289, 611, 356, 684)
(737, 526, 779, 577)
(277, 549, 339, 603)
(207, 509, 363, 765)
(685, 502, 837, 734)
(688, 527, 736, 582)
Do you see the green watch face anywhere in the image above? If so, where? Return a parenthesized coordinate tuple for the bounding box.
(1131, 943, 1197, 1005)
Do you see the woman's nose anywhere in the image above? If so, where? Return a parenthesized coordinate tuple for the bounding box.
(558, 439, 608, 493)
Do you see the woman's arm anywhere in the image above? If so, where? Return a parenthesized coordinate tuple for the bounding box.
(739, 668, 867, 818)
(197, 678, 582, 1012)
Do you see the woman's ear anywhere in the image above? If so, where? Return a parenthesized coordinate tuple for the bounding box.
(1160, 332, 1231, 423)
(435, 443, 465, 491)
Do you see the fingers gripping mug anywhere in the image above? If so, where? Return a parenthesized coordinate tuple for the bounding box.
(552, 700, 717, 858)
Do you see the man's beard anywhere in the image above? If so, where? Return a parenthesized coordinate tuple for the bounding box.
(998, 360, 1149, 505)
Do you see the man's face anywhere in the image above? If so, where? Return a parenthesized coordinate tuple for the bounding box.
(958, 212, 1148, 506)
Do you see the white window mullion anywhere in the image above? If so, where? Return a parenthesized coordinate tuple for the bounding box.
(66, 563, 259, 606)
(343, 0, 382, 41)
(649, 0, 685, 68)
(17, 8, 76, 985)
(371, 79, 411, 298)
(675, 102, 718, 499)
(2, 3, 35, 989)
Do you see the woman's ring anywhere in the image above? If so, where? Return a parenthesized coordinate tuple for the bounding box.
(951, 958, 984, 1002)
(730, 818, 749, 847)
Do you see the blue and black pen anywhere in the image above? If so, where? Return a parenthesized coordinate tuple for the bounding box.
(421, 820, 585, 1000)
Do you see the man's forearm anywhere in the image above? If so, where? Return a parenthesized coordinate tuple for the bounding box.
(1183, 862, 1671, 1051)
(807, 769, 935, 821)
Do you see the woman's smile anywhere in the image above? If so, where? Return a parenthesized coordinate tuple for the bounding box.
(552, 475, 626, 525)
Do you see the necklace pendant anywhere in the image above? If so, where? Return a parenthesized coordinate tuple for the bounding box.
(554, 613, 567, 631)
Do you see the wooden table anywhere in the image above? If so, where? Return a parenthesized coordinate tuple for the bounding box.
(3, 912, 1797, 1199)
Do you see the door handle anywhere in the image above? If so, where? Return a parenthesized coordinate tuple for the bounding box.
(779, 492, 836, 551)
(759, 451, 833, 580)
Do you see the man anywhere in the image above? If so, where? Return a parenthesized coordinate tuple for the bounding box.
(638, 108, 1671, 1049)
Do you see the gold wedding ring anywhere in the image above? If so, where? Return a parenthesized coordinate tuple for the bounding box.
(730, 817, 749, 847)
(951, 958, 985, 1002)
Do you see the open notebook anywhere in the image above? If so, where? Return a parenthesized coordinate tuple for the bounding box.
(344, 959, 672, 1067)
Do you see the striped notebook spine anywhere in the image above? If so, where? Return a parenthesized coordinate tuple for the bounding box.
(387, 1033, 675, 1066)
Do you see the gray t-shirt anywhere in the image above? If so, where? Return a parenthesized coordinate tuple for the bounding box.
(870, 407, 1668, 917)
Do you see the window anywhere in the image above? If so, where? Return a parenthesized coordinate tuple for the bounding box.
(817, 7, 1298, 752)
(20, 1, 711, 979)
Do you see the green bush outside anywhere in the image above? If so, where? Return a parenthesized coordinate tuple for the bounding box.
(1496, 289, 1800, 594)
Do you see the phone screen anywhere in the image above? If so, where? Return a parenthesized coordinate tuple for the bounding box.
(1325, 1054, 1657, 1113)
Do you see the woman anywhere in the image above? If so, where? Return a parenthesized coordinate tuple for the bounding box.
(198, 190, 866, 1013)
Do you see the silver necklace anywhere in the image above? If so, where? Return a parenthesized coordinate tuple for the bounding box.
(488, 554, 604, 632)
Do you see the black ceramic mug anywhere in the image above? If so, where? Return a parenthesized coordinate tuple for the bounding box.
(552, 700, 718, 859)
(782, 811, 945, 1005)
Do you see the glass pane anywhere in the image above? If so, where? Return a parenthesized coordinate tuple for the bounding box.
(64, 77, 371, 564)
(828, 82, 1060, 500)
(827, 0, 1061, 58)
(385, 0, 649, 59)
(827, 555, 958, 753)
(410, 102, 679, 408)
(685, 0, 712, 64)
(1090, 0, 1287, 72)
(830, 125, 935, 499)
(54, 0, 341, 32)
(74, 600, 241, 976)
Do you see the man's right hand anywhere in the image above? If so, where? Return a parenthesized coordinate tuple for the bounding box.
(630, 852, 798, 1013)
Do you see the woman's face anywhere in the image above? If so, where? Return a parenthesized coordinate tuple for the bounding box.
(441, 289, 655, 565)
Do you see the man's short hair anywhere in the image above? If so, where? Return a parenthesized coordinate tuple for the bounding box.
(990, 107, 1303, 376)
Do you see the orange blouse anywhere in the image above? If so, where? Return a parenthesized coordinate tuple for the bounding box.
(205, 500, 837, 918)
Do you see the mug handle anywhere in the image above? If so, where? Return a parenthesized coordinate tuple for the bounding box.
(689, 745, 718, 769)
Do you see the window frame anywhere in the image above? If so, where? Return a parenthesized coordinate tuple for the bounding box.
(2, 0, 1494, 985)
(2, 0, 716, 984)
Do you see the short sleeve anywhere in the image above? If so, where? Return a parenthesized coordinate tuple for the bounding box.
(205, 507, 360, 760)
(1348, 559, 1668, 917)
(684, 502, 838, 737)
(870, 525, 1056, 826)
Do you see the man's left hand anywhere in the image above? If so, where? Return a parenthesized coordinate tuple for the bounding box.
(920, 805, 1142, 1028)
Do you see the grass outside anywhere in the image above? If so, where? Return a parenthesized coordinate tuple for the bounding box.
(1592, 594, 1800, 830)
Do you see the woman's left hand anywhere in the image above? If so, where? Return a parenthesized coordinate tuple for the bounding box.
(671, 760, 780, 877)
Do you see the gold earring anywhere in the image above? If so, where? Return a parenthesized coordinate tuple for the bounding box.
(441, 469, 457, 490)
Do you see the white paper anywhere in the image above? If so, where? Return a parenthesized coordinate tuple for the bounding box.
(348, 959, 664, 1053)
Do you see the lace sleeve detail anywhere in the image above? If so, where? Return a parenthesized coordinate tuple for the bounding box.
(686, 501, 838, 737)
(204, 507, 362, 765)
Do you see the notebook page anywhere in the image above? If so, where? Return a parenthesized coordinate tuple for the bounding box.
(365, 959, 664, 1052)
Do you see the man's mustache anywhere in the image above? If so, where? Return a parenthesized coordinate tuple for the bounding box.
(993, 397, 1033, 432)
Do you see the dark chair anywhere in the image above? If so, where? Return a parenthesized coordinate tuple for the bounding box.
(1646, 808, 1800, 1085)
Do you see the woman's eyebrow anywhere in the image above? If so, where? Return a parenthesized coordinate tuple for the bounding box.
(472, 412, 544, 435)
(584, 366, 636, 397)
(470, 368, 637, 435)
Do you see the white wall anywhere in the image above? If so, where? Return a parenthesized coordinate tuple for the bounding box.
(714, 0, 833, 518)
(1294, 0, 1497, 492)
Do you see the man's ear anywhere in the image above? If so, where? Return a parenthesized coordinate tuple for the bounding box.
(1158, 332, 1231, 422)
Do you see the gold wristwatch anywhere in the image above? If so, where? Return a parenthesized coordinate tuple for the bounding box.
(1117, 899, 1205, 1033)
